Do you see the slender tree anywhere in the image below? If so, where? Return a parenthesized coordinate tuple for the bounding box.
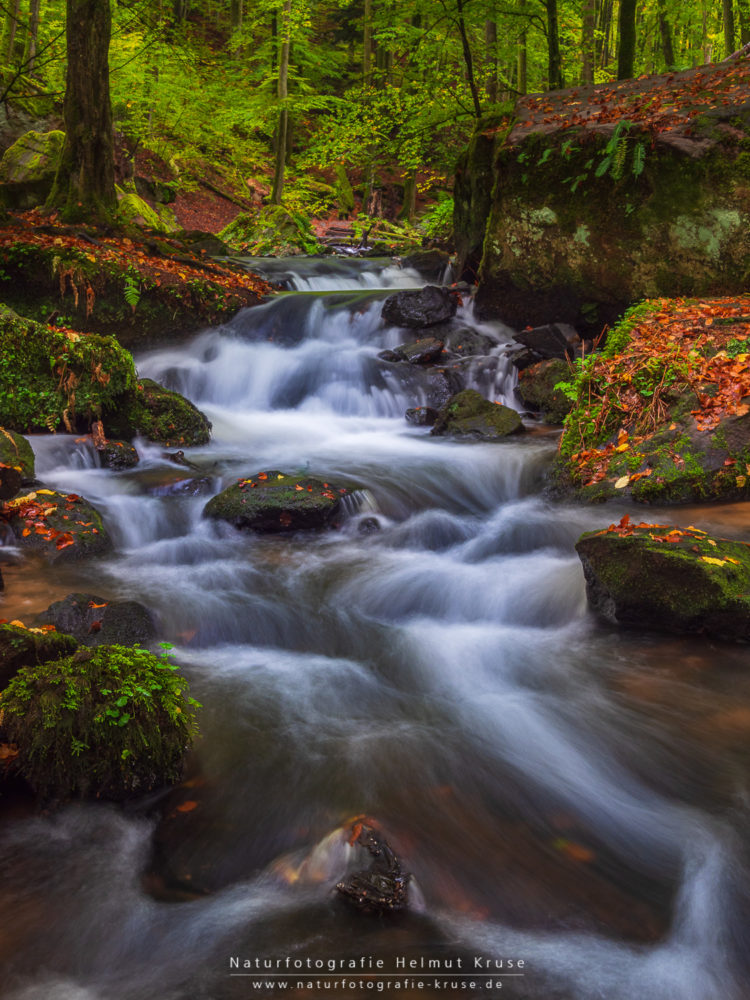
(581, 0, 595, 84)
(1, 0, 21, 63)
(23, 0, 42, 74)
(617, 0, 637, 79)
(455, 0, 482, 117)
(723, 0, 736, 56)
(545, 0, 563, 89)
(739, 0, 750, 44)
(270, 0, 292, 204)
(363, 0, 372, 86)
(485, 13, 498, 102)
(47, 0, 116, 223)
(656, 0, 675, 68)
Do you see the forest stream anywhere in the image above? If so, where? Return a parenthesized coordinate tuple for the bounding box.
(1, 257, 750, 1000)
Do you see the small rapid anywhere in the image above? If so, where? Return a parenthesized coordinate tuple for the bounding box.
(2, 255, 749, 1000)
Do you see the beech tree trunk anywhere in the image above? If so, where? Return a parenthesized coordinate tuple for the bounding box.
(24, 0, 42, 73)
(617, 0, 637, 79)
(47, 0, 116, 223)
(656, 0, 675, 68)
(517, 28, 527, 94)
(485, 18, 498, 102)
(1, 0, 21, 63)
(455, 0, 482, 117)
(230, 0, 242, 30)
(581, 0, 595, 84)
(363, 0, 373, 86)
(271, 0, 291, 205)
(723, 0, 736, 56)
(739, 0, 750, 44)
(546, 0, 563, 89)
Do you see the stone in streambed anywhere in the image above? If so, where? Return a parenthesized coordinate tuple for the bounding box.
(431, 389, 524, 440)
(381, 285, 457, 329)
(1, 427, 35, 500)
(203, 471, 351, 533)
(0, 623, 77, 690)
(378, 336, 445, 365)
(3, 487, 111, 563)
(97, 439, 139, 470)
(518, 359, 573, 424)
(575, 522, 750, 642)
(34, 593, 157, 648)
(405, 406, 439, 426)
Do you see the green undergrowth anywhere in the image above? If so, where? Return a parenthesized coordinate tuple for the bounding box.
(0, 643, 200, 801)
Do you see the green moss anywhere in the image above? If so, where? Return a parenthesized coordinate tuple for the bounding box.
(0, 644, 200, 801)
(220, 205, 320, 256)
(0, 130, 64, 209)
(0, 305, 136, 433)
(0, 427, 34, 477)
(4, 488, 112, 562)
(203, 471, 349, 533)
(0, 624, 77, 690)
(431, 389, 524, 439)
(112, 378, 211, 447)
(116, 188, 179, 233)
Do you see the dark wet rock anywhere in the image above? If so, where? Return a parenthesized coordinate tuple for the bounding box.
(358, 516, 381, 534)
(203, 470, 351, 533)
(507, 346, 539, 371)
(97, 440, 139, 470)
(401, 250, 451, 282)
(3, 487, 111, 563)
(576, 523, 750, 641)
(0, 464, 22, 501)
(381, 285, 458, 329)
(35, 592, 157, 648)
(513, 323, 580, 361)
(179, 230, 230, 256)
(163, 449, 200, 470)
(517, 359, 573, 424)
(114, 378, 212, 448)
(147, 476, 213, 497)
(387, 337, 445, 365)
(442, 327, 498, 357)
(0, 623, 77, 690)
(336, 819, 411, 914)
(431, 389, 524, 440)
(378, 348, 401, 362)
(406, 406, 439, 426)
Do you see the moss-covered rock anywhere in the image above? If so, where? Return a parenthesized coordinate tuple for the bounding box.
(0, 427, 35, 479)
(219, 205, 320, 256)
(0, 644, 199, 800)
(3, 487, 112, 563)
(576, 522, 750, 641)
(518, 359, 573, 424)
(0, 623, 77, 691)
(34, 592, 156, 648)
(203, 470, 351, 533)
(113, 378, 211, 447)
(0, 130, 65, 209)
(0, 305, 137, 433)
(431, 389, 524, 439)
(115, 187, 180, 233)
(464, 67, 750, 329)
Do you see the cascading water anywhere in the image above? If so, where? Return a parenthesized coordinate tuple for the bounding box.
(1, 256, 749, 1000)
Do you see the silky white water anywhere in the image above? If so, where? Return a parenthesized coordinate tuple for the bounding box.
(1, 257, 749, 1000)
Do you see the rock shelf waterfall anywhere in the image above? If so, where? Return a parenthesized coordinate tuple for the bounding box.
(1, 258, 750, 1000)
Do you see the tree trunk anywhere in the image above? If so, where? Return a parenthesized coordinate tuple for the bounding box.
(517, 28, 527, 94)
(455, 0, 482, 117)
(24, 0, 42, 74)
(172, 0, 187, 22)
(46, 0, 116, 223)
(398, 169, 417, 222)
(485, 17, 498, 102)
(723, 0, 736, 56)
(738, 0, 750, 44)
(617, 0, 637, 79)
(656, 0, 675, 68)
(581, 0, 595, 84)
(270, 0, 291, 205)
(597, 0, 613, 66)
(546, 0, 563, 89)
(1, 0, 21, 63)
(230, 0, 242, 30)
(363, 0, 373, 86)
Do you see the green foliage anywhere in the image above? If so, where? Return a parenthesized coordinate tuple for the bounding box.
(421, 197, 454, 241)
(0, 643, 200, 801)
(123, 272, 141, 312)
(0, 303, 137, 433)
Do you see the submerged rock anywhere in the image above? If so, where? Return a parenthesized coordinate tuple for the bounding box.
(35, 593, 157, 648)
(3, 487, 111, 563)
(431, 389, 524, 439)
(0, 623, 77, 690)
(381, 285, 457, 329)
(576, 519, 750, 641)
(518, 359, 573, 424)
(203, 471, 351, 533)
(336, 818, 411, 914)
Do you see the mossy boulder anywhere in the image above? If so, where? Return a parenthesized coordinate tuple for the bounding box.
(97, 439, 139, 470)
(0, 644, 199, 801)
(381, 286, 457, 329)
(576, 522, 750, 641)
(3, 487, 111, 563)
(0, 428, 34, 499)
(465, 65, 750, 329)
(114, 379, 211, 447)
(115, 187, 180, 233)
(518, 359, 573, 424)
(34, 592, 157, 648)
(0, 305, 137, 433)
(0, 130, 64, 209)
(431, 389, 524, 439)
(203, 470, 351, 533)
(0, 623, 77, 691)
(219, 205, 320, 256)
